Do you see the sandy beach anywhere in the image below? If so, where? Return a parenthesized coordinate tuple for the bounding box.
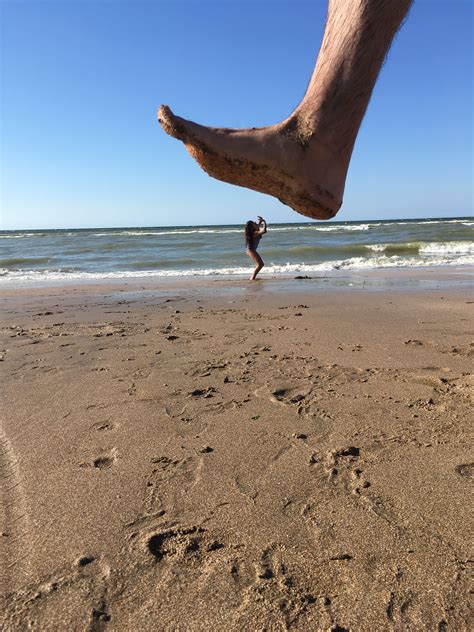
(1, 276, 472, 631)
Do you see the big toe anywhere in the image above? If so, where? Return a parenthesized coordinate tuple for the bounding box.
(158, 105, 217, 149)
(158, 105, 188, 141)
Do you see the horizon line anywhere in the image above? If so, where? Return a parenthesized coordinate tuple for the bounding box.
(1, 214, 473, 233)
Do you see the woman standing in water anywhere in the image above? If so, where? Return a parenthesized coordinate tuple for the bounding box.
(245, 216, 267, 281)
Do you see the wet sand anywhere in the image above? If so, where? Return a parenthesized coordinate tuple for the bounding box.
(1, 279, 473, 631)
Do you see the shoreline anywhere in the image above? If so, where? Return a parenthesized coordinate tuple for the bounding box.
(1, 264, 473, 296)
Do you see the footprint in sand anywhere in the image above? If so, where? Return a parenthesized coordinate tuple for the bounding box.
(146, 526, 224, 564)
(272, 388, 306, 404)
(3, 543, 112, 630)
(76, 555, 96, 567)
(324, 446, 370, 494)
(80, 448, 118, 469)
(136, 453, 203, 520)
(147, 527, 205, 562)
(337, 343, 364, 352)
(190, 387, 217, 398)
(235, 544, 319, 629)
(255, 383, 330, 420)
(92, 422, 116, 432)
(321, 447, 409, 535)
(92, 453, 116, 469)
(455, 463, 474, 479)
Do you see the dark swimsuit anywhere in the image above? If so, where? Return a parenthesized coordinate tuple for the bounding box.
(248, 234, 261, 252)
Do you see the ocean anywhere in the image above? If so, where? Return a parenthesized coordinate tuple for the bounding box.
(1, 217, 473, 286)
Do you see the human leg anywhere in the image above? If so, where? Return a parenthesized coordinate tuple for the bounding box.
(247, 249, 264, 280)
(158, 0, 412, 220)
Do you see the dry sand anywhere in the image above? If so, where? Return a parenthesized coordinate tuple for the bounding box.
(1, 279, 473, 631)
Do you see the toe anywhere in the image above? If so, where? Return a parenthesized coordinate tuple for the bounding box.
(157, 105, 220, 150)
(157, 105, 188, 141)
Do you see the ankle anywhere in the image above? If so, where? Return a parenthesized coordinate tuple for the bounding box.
(291, 107, 355, 160)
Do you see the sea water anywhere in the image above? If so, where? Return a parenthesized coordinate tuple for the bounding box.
(1, 217, 473, 286)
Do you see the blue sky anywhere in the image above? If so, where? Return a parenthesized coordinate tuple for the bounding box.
(1, 0, 472, 229)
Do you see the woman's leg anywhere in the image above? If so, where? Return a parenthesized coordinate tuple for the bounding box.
(159, 0, 412, 220)
(247, 250, 264, 281)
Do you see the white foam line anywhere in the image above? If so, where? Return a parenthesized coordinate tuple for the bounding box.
(419, 241, 474, 255)
(365, 241, 474, 255)
(1, 253, 473, 284)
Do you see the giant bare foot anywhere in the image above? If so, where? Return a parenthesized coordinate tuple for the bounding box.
(158, 105, 350, 220)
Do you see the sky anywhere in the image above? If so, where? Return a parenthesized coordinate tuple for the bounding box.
(1, 0, 472, 230)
